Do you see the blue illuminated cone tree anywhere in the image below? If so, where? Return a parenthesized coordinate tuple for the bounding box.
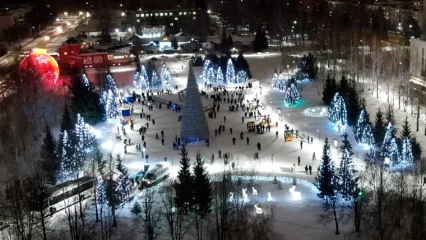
(216, 67, 224, 85)
(160, 63, 173, 88)
(181, 64, 210, 143)
(226, 59, 235, 83)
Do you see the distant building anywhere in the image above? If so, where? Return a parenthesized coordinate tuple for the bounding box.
(0, 7, 30, 30)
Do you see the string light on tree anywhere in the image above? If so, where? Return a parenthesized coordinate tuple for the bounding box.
(226, 58, 236, 84)
(271, 71, 286, 91)
(151, 71, 162, 89)
(381, 123, 399, 167)
(236, 70, 249, 84)
(201, 59, 211, 83)
(82, 73, 90, 88)
(207, 67, 216, 84)
(216, 67, 224, 85)
(160, 63, 173, 88)
(328, 93, 347, 133)
(284, 83, 300, 106)
(106, 73, 118, 97)
(103, 89, 119, 120)
(400, 137, 414, 167)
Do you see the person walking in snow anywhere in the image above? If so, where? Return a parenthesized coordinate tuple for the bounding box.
(257, 142, 261, 151)
(242, 116, 244, 123)
(309, 165, 312, 175)
(223, 116, 226, 123)
(161, 130, 164, 137)
(240, 132, 244, 140)
(246, 137, 250, 145)
(230, 128, 233, 134)
(152, 119, 156, 125)
(300, 140, 303, 150)
(312, 152, 316, 160)
(218, 150, 222, 159)
(276, 131, 278, 138)
(215, 129, 218, 136)
(305, 165, 308, 174)
(232, 137, 236, 145)
(156, 133, 159, 140)
(298, 156, 301, 166)
(161, 138, 164, 145)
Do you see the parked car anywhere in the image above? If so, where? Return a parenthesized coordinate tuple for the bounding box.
(141, 163, 170, 187)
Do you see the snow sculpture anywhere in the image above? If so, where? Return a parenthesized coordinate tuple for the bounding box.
(252, 187, 258, 196)
(229, 192, 234, 202)
(242, 188, 248, 202)
(267, 192, 272, 202)
(289, 185, 302, 200)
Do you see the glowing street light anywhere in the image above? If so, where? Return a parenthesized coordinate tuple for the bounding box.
(79, 11, 83, 16)
(43, 36, 50, 41)
(64, 12, 68, 16)
(56, 26, 63, 33)
(128, 28, 132, 33)
(121, 12, 126, 17)
(86, 12, 91, 17)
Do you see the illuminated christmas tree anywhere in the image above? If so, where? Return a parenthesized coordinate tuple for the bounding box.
(328, 93, 347, 132)
(133, 71, 141, 88)
(160, 63, 173, 88)
(75, 114, 96, 153)
(338, 133, 356, 200)
(133, 71, 149, 90)
(181, 64, 210, 143)
(201, 59, 211, 83)
(207, 67, 216, 84)
(271, 71, 279, 89)
(216, 67, 224, 85)
(284, 83, 300, 106)
(82, 73, 90, 87)
(115, 154, 132, 206)
(236, 70, 249, 84)
(226, 59, 236, 83)
(400, 137, 414, 166)
(106, 73, 118, 97)
(59, 130, 75, 180)
(151, 71, 162, 89)
(102, 89, 119, 120)
(381, 123, 399, 166)
(354, 110, 367, 142)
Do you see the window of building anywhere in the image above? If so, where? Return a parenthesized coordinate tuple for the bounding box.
(137, 19, 140, 23)
(160, 13, 163, 16)
(150, 13, 153, 16)
(136, 14, 139, 17)
(184, 12, 187, 15)
(193, 11, 196, 15)
(175, 17, 178, 21)
(155, 13, 159, 16)
(169, 12, 173, 16)
(179, 12, 182, 15)
(170, 23, 173, 26)
(141, 14, 145, 17)
(193, 17, 196, 20)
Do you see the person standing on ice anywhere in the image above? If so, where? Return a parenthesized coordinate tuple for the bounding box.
(242, 116, 244, 123)
(156, 133, 159, 140)
(257, 142, 261, 151)
(309, 165, 312, 175)
(232, 137, 236, 145)
(312, 152, 316, 160)
(161, 138, 164, 145)
(246, 137, 250, 145)
(298, 156, 301, 166)
(276, 131, 278, 138)
(305, 165, 308, 174)
(161, 130, 164, 137)
(300, 141, 303, 149)
(240, 132, 244, 140)
(223, 116, 226, 123)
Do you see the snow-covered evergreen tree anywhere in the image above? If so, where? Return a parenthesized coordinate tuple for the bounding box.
(315, 138, 338, 202)
(133, 71, 141, 88)
(201, 59, 211, 83)
(151, 71, 162, 89)
(271, 71, 279, 89)
(59, 130, 77, 180)
(236, 70, 249, 84)
(115, 155, 131, 206)
(103, 89, 119, 120)
(75, 114, 96, 154)
(106, 73, 118, 97)
(284, 83, 300, 105)
(82, 73, 90, 87)
(207, 67, 215, 84)
(193, 151, 212, 217)
(216, 67, 224, 85)
(338, 133, 356, 200)
(354, 110, 367, 142)
(381, 123, 399, 166)
(226, 59, 235, 83)
(160, 64, 173, 88)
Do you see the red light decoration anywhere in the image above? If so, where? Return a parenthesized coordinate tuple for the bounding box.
(19, 52, 60, 86)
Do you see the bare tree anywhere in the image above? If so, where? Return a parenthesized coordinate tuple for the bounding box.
(135, 188, 162, 240)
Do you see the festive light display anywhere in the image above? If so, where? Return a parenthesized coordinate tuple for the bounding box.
(201, 59, 211, 83)
(328, 93, 347, 132)
(75, 114, 96, 153)
(355, 110, 375, 151)
(216, 67, 224, 85)
(82, 74, 90, 87)
(284, 83, 300, 106)
(207, 67, 216, 84)
(19, 52, 60, 86)
(271, 71, 286, 91)
(102, 89, 119, 120)
(115, 155, 132, 206)
(315, 138, 338, 200)
(236, 70, 249, 84)
(381, 123, 399, 166)
(338, 133, 356, 200)
(106, 73, 118, 96)
(160, 64, 173, 88)
(294, 69, 309, 81)
(151, 71, 162, 89)
(226, 59, 236, 84)
(59, 130, 74, 179)
(400, 137, 414, 166)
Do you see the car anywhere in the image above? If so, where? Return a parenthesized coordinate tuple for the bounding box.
(141, 163, 170, 187)
(130, 170, 145, 182)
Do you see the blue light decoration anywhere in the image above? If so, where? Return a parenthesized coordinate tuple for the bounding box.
(284, 83, 300, 106)
(216, 67, 224, 85)
(151, 71, 162, 89)
(160, 63, 173, 88)
(207, 67, 216, 84)
(82, 73, 90, 88)
(400, 137, 414, 167)
(106, 73, 118, 97)
(328, 93, 347, 133)
(236, 70, 249, 84)
(133, 69, 149, 91)
(102, 89, 119, 120)
(226, 59, 236, 84)
(362, 124, 375, 157)
(201, 59, 211, 83)
(294, 68, 310, 82)
(381, 123, 400, 167)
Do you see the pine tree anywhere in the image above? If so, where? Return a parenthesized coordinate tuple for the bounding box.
(70, 74, 106, 125)
(337, 75, 349, 99)
(412, 138, 422, 161)
(381, 123, 399, 166)
(116, 155, 131, 206)
(236, 53, 251, 78)
(347, 81, 361, 127)
(338, 133, 356, 200)
(140, 65, 149, 90)
(328, 93, 347, 131)
(253, 27, 268, 52)
(400, 138, 414, 166)
(175, 145, 194, 209)
(400, 116, 411, 139)
(284, 83, 300, 105)
(322, 75, 338, 105)
(216, 67, 224, 85)
(201, 59, 211, 83)
(102, 89, 119, 120)
(315, 138, 338, 202)
(193, 151, 212, 217)
(151, 71, 161, 89)
(40, 125, 59, 185)
(271, 70, 279, 89)
(60, 104, 74, 134)
(160, 64, 173, 88)
(385, 104, 397, 136)
(74, 114, 96, 154)
(373, 108, 386, 145)
(59, 130, 77, 180)
(225, 59, 235, 84)
(354, 110, 367, 142)
(131, 201, 142, 215)
(207, 67, 216, 84)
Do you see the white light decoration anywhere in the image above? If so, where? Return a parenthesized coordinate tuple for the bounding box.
(229, 192, 234, 202)
(267, 192, 272, 202)
(252, 187, 258, 196)
(254, 204, 263, 214)
(101, 140, 114, 149)
(242, 188, 248, 202)
(289, 185, 302, 200)
(304, 107, 328, 117)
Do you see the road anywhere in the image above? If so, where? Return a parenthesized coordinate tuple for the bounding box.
(0, 17, 80, 66)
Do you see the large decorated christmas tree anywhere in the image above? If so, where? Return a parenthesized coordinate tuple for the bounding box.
(160, 63, 173, 88)
(216, 67, 224, 85)
(283, 83, 300, 106)
(181, 64, 210, 143)
(271, 70, 286, 91)
(226, 59, 236, 84)
(328, 93, 347, 132)
(133, 67, 149, 90)
(236, 70, 249, 84)
(151, 71, 162, 89)
(201, 59, 211, 83)
(381, 123, 399, 166)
